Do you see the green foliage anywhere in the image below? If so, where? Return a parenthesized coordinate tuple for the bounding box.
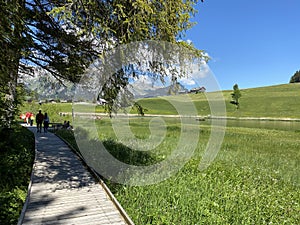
(50, 0, 206, 116)
(0, 84, 26, 128)
(230, 84, 241, 109)
(1, 0, 206, 126)
(52, 0, 201, 44)
(289, 70, 300, 83)
(0, 0, 96, 126)
(132, 102, 148, 116)
(0, 126, 35, 225)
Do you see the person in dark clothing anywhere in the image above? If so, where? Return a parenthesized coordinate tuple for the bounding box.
(36, 110, 44, 133)
(43, 112, 50, 133)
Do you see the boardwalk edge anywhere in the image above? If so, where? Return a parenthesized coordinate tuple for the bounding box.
(57, 132, 135, 225)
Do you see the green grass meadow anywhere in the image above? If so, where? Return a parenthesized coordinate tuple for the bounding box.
(222, 83, 300, 118)
(135, 83, 300, 118)
(56, 115, 300, 224)
(19, 83, 300, 120)
(21, 83, 300, 224)
(108, 119, 300, 224)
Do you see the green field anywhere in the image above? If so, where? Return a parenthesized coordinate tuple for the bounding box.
(23, 83, 300, 224)
(136, 83, 300, 118)
(222, 83, 300, 118)
(20, 83, 300, 120)
(56, 114, 300, 224)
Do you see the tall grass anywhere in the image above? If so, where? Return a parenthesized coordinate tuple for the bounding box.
(108, 123, 299, 224)
(57, 117, 299, 224)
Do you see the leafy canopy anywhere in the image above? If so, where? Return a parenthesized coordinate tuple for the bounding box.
(0, 0, 206, 125)
(230, 84, 241, 109)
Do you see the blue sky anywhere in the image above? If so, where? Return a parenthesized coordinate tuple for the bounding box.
(185, 0, 300, 90)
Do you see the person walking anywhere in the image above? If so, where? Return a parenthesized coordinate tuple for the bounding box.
(43, 113, 50, 133)
(36, 110, 44, 133)
(30, 113, 34, 126)
(25, 112, 31, 126)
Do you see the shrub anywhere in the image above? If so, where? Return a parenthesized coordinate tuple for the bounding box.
(0, 126, 35, 225)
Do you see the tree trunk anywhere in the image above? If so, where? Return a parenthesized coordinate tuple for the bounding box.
(0, 0, 23, 127)
(4, 56, 19, 128)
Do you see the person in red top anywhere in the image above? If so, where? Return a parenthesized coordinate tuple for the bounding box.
(25, 112, 31, 126)
(36, 110, 44, 133)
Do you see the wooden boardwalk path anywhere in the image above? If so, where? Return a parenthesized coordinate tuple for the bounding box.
(19, 128, 133, 225)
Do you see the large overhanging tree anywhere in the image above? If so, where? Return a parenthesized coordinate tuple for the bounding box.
(1, 0, 97, 127)
(52, 0, 208, 115)
(0, 0, 206, 126)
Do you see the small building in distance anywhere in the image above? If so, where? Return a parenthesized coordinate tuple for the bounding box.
(189, 86, 206, 94)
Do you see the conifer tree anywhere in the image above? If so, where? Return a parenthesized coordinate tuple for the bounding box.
(290, 70, 300, 83)
(0, 0, 205, 126)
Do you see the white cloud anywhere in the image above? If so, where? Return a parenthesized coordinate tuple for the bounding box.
(178, 77, 196, 86)
(196, 63, 211, 78)
(181, 61, 211, 80)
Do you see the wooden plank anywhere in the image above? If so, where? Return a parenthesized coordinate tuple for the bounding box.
(19, 129, 131, 225)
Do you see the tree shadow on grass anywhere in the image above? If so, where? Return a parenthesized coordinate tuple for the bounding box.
(103, 139, 158, 166)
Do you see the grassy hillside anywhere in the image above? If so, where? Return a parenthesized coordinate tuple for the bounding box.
(137, 83, 300, 118)
(20, 83, 300, 119)
(223, 83, 300, 118)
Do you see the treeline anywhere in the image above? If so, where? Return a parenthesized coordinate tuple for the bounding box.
(290, 70, 300, 83)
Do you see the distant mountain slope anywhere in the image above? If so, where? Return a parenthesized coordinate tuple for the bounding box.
(132, 82, 188, 98)
(19, 68, 75, 101)
(20, 69, 189, 101)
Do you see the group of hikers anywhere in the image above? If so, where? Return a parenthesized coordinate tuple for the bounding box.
(21, 110, 72, 133)
(22, 112, 35, 126)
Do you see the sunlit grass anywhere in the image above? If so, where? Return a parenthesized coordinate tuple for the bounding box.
(56, 116, 300, 224)
(108, 124, 300, 224)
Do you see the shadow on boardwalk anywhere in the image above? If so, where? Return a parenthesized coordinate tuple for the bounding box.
(19, 127, 129, 225)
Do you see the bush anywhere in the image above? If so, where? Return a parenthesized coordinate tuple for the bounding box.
(0, 126, 35, 225)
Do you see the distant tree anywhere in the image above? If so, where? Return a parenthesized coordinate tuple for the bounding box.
(289, 70, 300, 83)
(230, 84, 241, 109)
